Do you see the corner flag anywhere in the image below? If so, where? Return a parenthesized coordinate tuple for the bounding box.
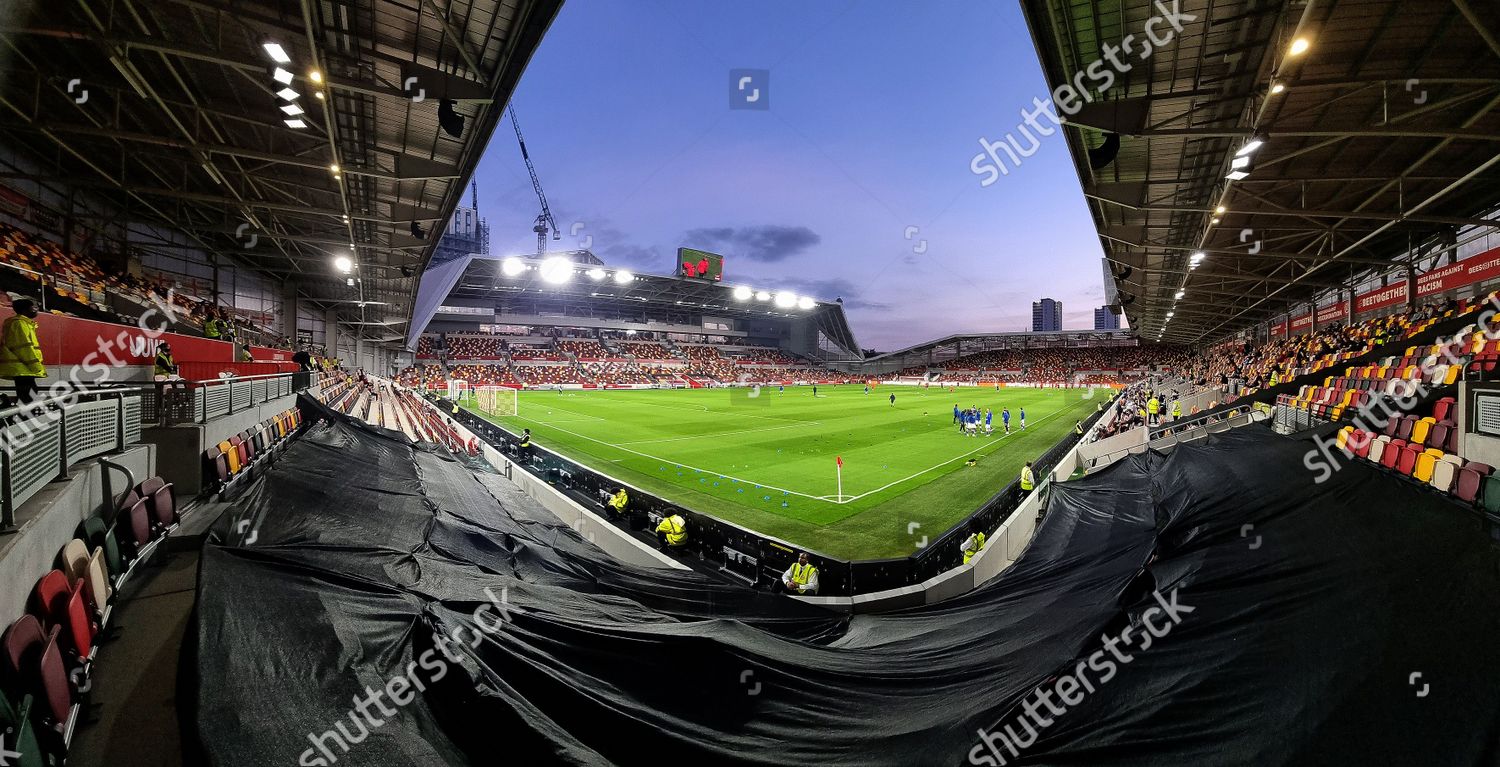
(836, 456, 843, 502)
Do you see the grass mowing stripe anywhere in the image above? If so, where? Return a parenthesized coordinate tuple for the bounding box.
(618, 420, 823, 446)
(481, 385, 1106, 558)
(840, 407, 1067, 502)
(509, 413, 828, 502)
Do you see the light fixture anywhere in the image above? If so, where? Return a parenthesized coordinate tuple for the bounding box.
(314, 92, 325, 101)
(733, 285, 753, 301)
(1191, 251, 1206, 261)
(1270, 82, 1285, 95)
(342, 214, 349, 222)
(333, 255, 353, 273)
(1175, 290, 1186, 299)
(1211, 217, 1221, 224)
(284, 119, 306, 129)
(586, 268, 606, 281)
(1235, 139, 1264, 157)
(276, 87, 300, 101)
(329, 163, 340, 173)
(1288, 38, 1310, 57)
(273, 67, 295, 85)
(774, 291, 797, 309)
(263, 42, 291, 63)
(1215, 205, 1227, 215)
(613, 270, 634, 285)
(796, 296, 816, 310)
(281, 103, 303, 116)
(346, 277, 355, 287)
(1231, 156, 1252, 170)
(539, 257, 573, 284)
(1225, 170, 1250, 181)
(1167, 311, 1174, 318)
(501, 257, 527, 277)
(755, 290, 771, 301)
(625, 329, 637, 335)
(309, 70, 323, 83)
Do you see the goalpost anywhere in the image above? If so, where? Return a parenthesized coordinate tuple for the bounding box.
(446, 379, 470, 401)
(473, 385, 519, 417)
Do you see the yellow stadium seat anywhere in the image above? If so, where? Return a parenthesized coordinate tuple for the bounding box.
(219, 440, 241, 475)
(1411, 419, 1432, 447)
(1414, 448, 1444, 483)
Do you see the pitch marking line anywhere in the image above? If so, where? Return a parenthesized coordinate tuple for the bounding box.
(507, 415, 826, 502)
(836, 407, 1070, 503)
(504, 397, 1078, 506)
(617, 420, 822, 446)
(583, 391, 811, 424)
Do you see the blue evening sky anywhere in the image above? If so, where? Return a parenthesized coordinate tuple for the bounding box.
(468, 0, 1114, 350)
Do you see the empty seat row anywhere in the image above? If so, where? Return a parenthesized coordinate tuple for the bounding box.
(202, 409, 302, 491)
(0, 475, 175, 765)
(1339, 424, 1494, 506)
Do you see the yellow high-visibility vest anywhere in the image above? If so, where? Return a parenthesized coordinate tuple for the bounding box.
(0, 315, 43, 379)
(656, 514, 687, 546)
(1020, 467, 1035, 492)
(963, 532, 987, 564)
(789, 562, 817, 587)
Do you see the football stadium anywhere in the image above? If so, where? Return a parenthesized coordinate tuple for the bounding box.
(0, 0, 1498, 765)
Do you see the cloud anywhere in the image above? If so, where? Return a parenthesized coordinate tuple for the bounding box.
(680, 225, 821, 263)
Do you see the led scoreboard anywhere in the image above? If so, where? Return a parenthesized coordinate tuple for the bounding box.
(676, 248, 725, 281)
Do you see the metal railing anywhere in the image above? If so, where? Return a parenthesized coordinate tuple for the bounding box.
(0, 386, 146, 531)
(140, 370, 318, 427)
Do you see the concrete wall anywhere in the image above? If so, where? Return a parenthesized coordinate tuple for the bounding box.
(408, 389, 688, 572)
(140, 391, 302, 496)
(0, 444, 154, 624)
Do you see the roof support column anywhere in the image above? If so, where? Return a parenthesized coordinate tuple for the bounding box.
(282, 279, 299, 342)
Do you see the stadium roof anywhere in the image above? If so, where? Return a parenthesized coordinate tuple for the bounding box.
(1021, 0, 1500, 344)
(411, 251, 862, 353)
(0, 0, 560, 341)
(864, 328, 1138, 365)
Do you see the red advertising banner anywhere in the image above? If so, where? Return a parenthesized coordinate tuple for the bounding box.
(1271, 321, 1287, 337)
(1290, 313, 1312, 332)
(1355, 280, 1408, 314)
(1415, 247, 1500, 298)
(1316, 301, 1347, 325)
(3, 311, 290, 373)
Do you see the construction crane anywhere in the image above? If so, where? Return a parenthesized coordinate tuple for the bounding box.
(508, 106, 559, 256)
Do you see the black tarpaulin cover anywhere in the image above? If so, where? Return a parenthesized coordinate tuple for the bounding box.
(187, 398, 1500, 766)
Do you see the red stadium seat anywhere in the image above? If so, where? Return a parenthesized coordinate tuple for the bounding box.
(1397, 446, 1419, 476)
(1459, 462, 1495, 503)
(1380, 439, 1406, 470)
(137, 476, 177, 529)
(1434, 397, 1455, 422)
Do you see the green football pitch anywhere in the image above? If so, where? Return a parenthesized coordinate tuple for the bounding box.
(470, 384, 1103, 559)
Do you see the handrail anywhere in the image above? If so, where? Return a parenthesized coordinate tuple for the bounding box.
(0, 388, 146, 529)
(183, 370, 311, 386)
(0, 384, 151, 423)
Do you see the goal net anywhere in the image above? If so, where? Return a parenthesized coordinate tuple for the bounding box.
(446, 379, 470, 401)
(473, 386, 519, 417)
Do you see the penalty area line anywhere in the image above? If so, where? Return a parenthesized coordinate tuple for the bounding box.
(508, 415, 827, 503)
(834, 407, 1069, 504)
